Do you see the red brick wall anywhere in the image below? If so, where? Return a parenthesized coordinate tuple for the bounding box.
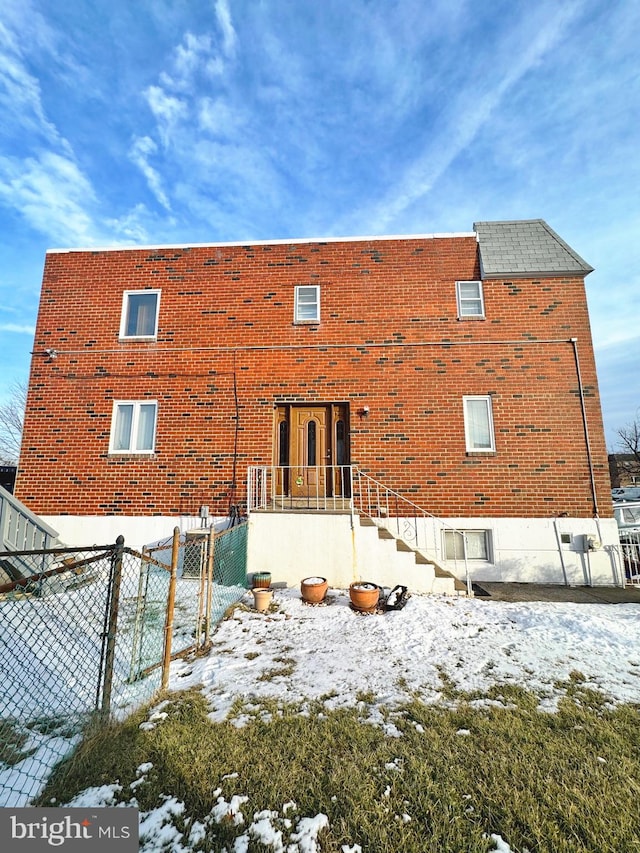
(16, 236, 611, 519)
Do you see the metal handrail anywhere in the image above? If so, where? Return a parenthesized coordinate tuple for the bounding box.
(351, 469, 471, 595)
(246, 465, 472, 594)
(247, 464, 353, 512)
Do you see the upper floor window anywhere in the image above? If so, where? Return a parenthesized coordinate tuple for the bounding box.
(294, 285, 320, 323)
(109, 401, 157, 453)
(120, 290, 161, 339)
(456, 280, 484, 318)
(463, 395, 495, 452)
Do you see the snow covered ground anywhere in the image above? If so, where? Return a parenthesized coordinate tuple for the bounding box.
(0, 577, 243, 808)
(5, 586, 640, 851)
(175, 587, 640, 720)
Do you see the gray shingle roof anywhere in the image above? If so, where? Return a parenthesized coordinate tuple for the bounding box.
(473, 219, 593, 278)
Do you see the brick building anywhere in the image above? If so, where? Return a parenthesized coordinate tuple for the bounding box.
(16, 220, 621, 589)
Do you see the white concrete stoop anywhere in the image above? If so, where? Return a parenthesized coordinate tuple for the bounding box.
(358, 516, 469, 596)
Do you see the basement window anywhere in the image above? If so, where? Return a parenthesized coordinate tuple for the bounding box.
(109, 401, 157, 453)
(444, 529, 492, 562)
(294, 285, 320, 323)
(456, 280, 484, 318)
(120, 290, 161, 339)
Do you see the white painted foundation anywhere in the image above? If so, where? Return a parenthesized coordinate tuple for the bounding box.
(42, 514, 207, 552)
(43, 512, 625, 590)
(246, 513, 624, 591)
(440, 516, 622, 586)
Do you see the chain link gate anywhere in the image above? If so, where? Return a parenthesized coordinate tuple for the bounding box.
(146, 521, 249, 661)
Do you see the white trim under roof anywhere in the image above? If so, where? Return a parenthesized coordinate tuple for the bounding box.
(46, 232, 477, 254)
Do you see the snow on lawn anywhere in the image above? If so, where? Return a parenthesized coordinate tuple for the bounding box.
(173, 587, 640, 719)
(31, 588, 640, 851)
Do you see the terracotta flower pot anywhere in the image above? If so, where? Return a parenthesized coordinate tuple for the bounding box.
(349, 582, 380, 613)
(252, 587, 273, 612)
(300, 576, 329, 604)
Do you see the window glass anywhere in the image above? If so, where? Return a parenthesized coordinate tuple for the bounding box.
(137, 404, 157, 451)
(623, 506, 640, 523)
(336, 420, 345, 466)
(110, 401, 157, 453)
(121, 291, 160, 337)
(113, 404, 133, 451)
(457, 281, 484, 317)
(295, 286, 320, 322)
(279, 421, 289, 466)
(445, 530, 490, 560)
(463, 396, 495, 451)
(307, 420, 317, 465)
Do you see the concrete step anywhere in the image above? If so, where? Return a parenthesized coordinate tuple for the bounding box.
(377, 527, 395, 540)
(357, 513, 471, 596)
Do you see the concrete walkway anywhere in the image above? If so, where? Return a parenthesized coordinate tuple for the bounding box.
(472, 582, 640, 604)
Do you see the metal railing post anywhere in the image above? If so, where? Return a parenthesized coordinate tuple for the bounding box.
(462, 532, 472, 596)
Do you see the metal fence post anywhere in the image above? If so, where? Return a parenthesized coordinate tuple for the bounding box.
(100, 534, 125, 718)
(128, 546, 148, 683)
(204, 526, 215, 646)
(161, 527, 180, 690)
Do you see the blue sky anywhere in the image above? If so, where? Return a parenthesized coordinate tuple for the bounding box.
(0, 0, 638, 448)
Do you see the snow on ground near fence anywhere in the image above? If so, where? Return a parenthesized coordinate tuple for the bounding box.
(54, 588, 640, 853)
(0, 579, 243, 807)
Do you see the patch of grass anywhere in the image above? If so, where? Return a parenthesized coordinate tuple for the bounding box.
(355, 690, 377, 704)
(38, 689, 640, 852)
(244, 651, 259, 660)
(257, 657, 296, 681)
(0, 719, 36, 766)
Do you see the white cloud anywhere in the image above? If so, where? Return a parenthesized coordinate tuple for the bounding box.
(215, 0, 237, 58)
(129, 136, 171, 210)
(0, 323, 35, 334)
(0, 20, 65, 149)
(0, 151, 99, 245)
(144, 85, 189, 146)
(160, 31, 225, 91)
(104, 204, 155, 244)
(175, 32, 212, 78)
(347, 2, 582, 233)
(197, 97, 245, 137)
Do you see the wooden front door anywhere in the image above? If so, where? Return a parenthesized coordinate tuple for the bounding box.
(275, 404, 349, 498)
(291, 406, 329, 497)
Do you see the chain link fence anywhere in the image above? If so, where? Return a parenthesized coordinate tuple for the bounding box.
(0, 521, 248, 807)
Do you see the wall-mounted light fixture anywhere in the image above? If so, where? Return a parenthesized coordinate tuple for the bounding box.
(359, 405, 370, 417)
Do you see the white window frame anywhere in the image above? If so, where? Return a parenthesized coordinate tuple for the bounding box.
(444, 529, 493, 562)
(109, 400, 157, 454)
(463, 395, 496, 452)
(119, 289, 161, 339)
(456, 280, 484, 318)
(294, 285, 320, 323)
